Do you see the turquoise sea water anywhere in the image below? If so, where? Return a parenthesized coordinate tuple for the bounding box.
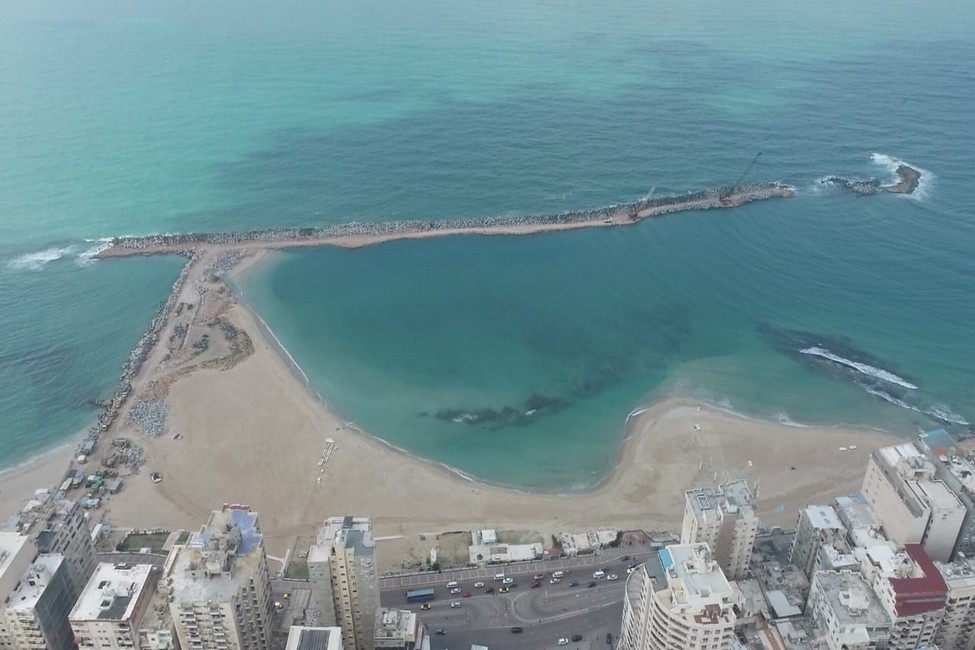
(1, 0, 972, 484)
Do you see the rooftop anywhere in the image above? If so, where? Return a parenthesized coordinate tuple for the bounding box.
(6, 554, 64, 611)
(801, 505, 843, 531)
(659, 543, 734, 608)
(166, 506, 265, 604)
(285, 625, 343, 650)
(4, 496, 79, 543)
(687, 479, 756, 523)
(0, 532, 34, 579)
(374, 608, 418, 643)
(70, 562, 155, 622)
(814, 571, 889, 628)
(887, 544, 948, 617)
(937, 557, 975, 590)
(309, 516, 374, 563)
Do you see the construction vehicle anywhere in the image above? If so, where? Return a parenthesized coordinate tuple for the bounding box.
(720, 152, 762, 206)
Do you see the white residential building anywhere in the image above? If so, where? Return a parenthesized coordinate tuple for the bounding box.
(917, 427, 975, 559)
(5, 497, 97, 601)
(806, 570, 891, 650)
(681, 479, 758, 579)
(790, 505, 846, 579)
(619, 543, 739, 650)
(308, 516, 379, 650)
(936, 556, 975, 650)
(0, 533, 37, 601)
(163, 506, 273, 650)
(862, 443, 966, 561)
(69, 562, 159, 649)
(0, 554, 76, 650)
(286, 625, 344, 650)
(870, 544, 947, 650)
(373, 608, 430, 650)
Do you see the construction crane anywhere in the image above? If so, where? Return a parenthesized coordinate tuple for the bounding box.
(720, 152, 762, 205)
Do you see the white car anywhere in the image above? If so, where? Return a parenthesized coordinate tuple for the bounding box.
(607, 573, 619, 581)
(550, 577, 561, 584)
(473, 581, 484, 588)
(558, 638, 569, 646)
(502, 577, 514, 585)
(450, 587, 462, 594)
(450, 601, 462, 608)
(626, 567, 636, 574)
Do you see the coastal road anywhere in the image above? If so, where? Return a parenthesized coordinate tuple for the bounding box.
(381, 556, 641, 650)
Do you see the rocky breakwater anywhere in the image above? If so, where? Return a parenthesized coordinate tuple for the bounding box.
(99, 180, 794, 256)
(75, 251, 197, 468)
(822, 163, 922, 197)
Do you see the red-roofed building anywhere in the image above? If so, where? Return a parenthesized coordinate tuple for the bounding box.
(872, 544, 948, 649)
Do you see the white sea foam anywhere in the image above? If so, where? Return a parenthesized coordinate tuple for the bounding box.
(860, 385, 921, 412)
(871, 152, 933, 200)
(76, 237, 114, 266)
(799, 346, 918, 390)
(7, 246, 75, 271)
(927, 405, 970, 426)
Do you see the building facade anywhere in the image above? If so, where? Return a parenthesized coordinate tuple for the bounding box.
(936, 556, 975, 650)
(917, 428, 975, 560)
(790, 505, 847, 580)
(69, 562, 159, 650)
(871, 544, 947, 650)
(163, 506, 273, 650)
(862, 443, 966, 562)
(0, 554, 76, 650)
(308, 516, 379, 650)
(681, 479, 758, 580)
(620, 544, 738, 650)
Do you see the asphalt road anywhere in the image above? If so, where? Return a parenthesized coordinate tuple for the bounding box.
(380, 549, 656, 650)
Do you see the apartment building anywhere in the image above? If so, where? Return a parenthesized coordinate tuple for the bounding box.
(862, 443, 966, 561)
(619, 543, 739, 650)
(285, 625, 343, 650)
(373, 609, 430, 650)
(935, 556, 975, 650)
(0, 554, 76, 650)
(681, 479, 759, 580)
(308, 516, 379, 650)
(69, 562, 159, 649)
(163, 506, 273, 650)
(870, 544, 947, 650)
(791, 505, 847, 579)
(805, 570, 891, 650)
(5, 497, 97, 603)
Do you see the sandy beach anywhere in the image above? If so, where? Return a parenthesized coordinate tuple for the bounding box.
(0, 246, 904, 565)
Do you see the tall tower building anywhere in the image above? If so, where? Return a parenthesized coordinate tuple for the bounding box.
(862, 442, 966, 562)
(936, 556, 975, 650)
(619, 543, 738, 650)
(6, 497, 97, 601)
(69, 562, 160, 650)
(0, 554, 76, 650)
(308, 516, 379, 650)
(681, 479, 758, 579)
(790, 505, 847, 579)
(163, 505, 273, 650)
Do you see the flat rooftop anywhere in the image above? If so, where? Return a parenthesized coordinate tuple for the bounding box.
(802, 505, 843, 531)
(687, 479, 756, 522)
(815, 571, 889, 628)
(166, 507, 265, 604)
(6, 554, 64, 611)
(310, 516, 374, 563)
(285, 625, 342, 650)
(374, 608, 417, 642)
(0, 532, 34, 578)
(70, 562, 155, 622)
(660, 543, 733, 607)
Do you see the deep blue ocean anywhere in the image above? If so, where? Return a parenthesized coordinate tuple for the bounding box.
(1, 0, 972, 486)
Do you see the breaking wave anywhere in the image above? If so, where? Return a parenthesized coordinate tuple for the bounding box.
(871, 152, 933, 199)
(6, 246, 76, 271)
(799, 346, 918, 390)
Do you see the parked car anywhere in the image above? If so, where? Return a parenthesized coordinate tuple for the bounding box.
(572, 634, 583, 642)
(499, 586, 509, 593)
(531, 581, 541, 588)
(502, 577, 514, 585)
(511, 627, 524, 633)
(587, 581, 596, 588)
(419, 603, 431, 610)
(607, 573, 619, 581)
(620, 555, 630, 561)
(558, 638, 569, 646)
(626, 567, 637, 574)
(462, 592, 471, 598)
(534, 573, 545, 580)
(569, 581, 579, 587)
(450, 587, 462, 594)
(449, 601, 461, 608)
(473, 581, 484, 588)
(550, 577, 561, 585)
(435, 629, 445, 635)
